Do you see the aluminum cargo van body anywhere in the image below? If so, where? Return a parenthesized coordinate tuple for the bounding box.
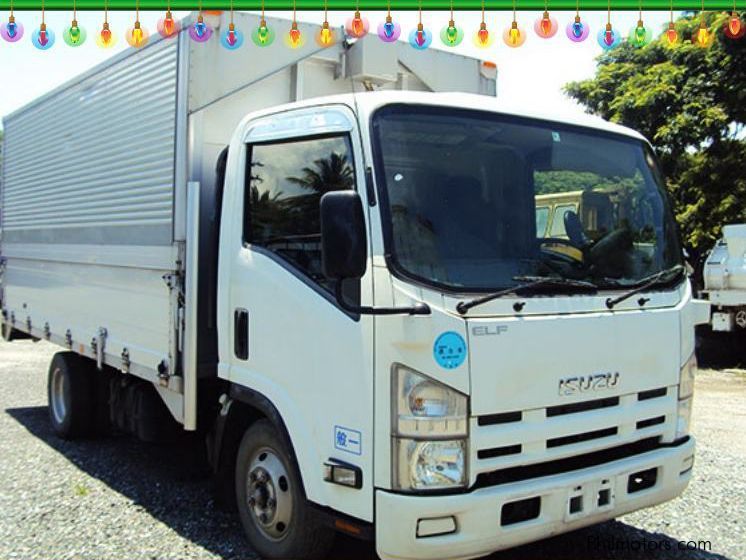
(1, 13, 709, 560)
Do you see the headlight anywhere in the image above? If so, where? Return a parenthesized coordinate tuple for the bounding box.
(676, 397, 693, 439)
(679, 352, 696, 400)
(393, 439, 466, 491)
(392, 365, 467, 438)
(391, 365, 469, 491)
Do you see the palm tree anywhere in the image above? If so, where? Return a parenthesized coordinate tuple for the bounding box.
(286, 152, 354, 194)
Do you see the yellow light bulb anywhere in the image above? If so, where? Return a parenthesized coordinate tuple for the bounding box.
(696, 22, 709, 47)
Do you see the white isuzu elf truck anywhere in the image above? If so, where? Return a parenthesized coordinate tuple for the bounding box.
(0, 11, 710, 560)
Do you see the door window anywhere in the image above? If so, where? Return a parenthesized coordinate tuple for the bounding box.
(550, 204, 578, 238)
(244, 135, 356, 290)
(535, 206, 550, 237)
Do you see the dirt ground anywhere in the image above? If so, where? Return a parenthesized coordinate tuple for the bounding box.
(1, 339, 744, 560)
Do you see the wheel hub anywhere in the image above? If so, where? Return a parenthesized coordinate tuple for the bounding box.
(246, 448, 292, 540)
(50, 367, 68, 425)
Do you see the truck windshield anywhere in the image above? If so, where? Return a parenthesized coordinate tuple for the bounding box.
(371, 105, 682, 292)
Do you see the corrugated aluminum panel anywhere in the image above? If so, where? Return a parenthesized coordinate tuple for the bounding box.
(1, 40, 178, 246)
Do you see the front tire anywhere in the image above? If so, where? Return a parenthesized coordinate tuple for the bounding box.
(47, 352, 95, 439)
(235, 419, 335, 560)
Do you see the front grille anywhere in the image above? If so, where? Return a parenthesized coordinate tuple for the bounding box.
(477, 444, 522, 460)
(638, 387, 667, 401)
(477, 411, 522, 426)
(547, 427, 618, 448)
(546, 396, 619, 417)
(637, 415, 666, 429)
(474, 437, 663, 489)
(472, 386, 677, 485)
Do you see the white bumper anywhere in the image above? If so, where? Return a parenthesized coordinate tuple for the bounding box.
(376, 438, 695, 560)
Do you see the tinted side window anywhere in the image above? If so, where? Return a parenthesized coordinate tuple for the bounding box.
(245, 135, 356, 289)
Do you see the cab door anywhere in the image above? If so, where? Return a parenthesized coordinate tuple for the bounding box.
(218, 106, 375, 521)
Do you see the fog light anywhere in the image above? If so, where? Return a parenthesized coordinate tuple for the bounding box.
(416, 516, 456, 537)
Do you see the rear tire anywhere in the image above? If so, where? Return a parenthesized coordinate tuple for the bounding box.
(235, 419, 335, 560)
(47, 352, 95, 439)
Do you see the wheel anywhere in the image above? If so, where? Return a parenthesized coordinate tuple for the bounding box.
(47, 352, 95, 439)
(235, 419, 335, 560)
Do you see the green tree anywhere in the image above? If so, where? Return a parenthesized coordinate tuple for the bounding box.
(565, 11, 746, 252)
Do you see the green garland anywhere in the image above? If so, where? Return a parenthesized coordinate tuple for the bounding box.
(0, 0, 739, 9)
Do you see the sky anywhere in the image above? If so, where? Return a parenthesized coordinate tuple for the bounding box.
(0, 9, 677, 123)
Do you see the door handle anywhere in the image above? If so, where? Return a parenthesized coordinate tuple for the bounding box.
(234, 308, 249, 360)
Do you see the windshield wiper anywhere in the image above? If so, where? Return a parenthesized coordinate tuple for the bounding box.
(456, 276, 598, 315)
(604, 265, 686, 310)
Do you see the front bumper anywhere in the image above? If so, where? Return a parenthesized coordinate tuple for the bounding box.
(376, 437, 695, 560)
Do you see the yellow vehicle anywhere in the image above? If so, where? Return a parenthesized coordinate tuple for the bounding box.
(535, 190, 615, 260)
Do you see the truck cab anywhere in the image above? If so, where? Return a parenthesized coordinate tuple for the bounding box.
(215, 91, 709, 559)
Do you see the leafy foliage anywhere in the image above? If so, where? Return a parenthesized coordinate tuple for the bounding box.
(534, 170, 641, 195)
(565, 11, 746, 252)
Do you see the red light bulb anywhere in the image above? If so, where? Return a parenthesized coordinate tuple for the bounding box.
(478, 22, 489, 45)
(540, 12, 552, 35)
(163, 12, 175, 35)
(604, 23, 613, 46)
(415, 22, 425, 46)
(352, 11, 364, 36)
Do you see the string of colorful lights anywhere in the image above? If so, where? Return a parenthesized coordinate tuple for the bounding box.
(1, 1, 743, 49)
(1, 0, 743, 8)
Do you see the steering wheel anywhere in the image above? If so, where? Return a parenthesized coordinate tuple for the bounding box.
(587, 228, 633, 264)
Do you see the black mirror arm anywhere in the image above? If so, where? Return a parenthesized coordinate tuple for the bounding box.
(334, 281, 431, 316)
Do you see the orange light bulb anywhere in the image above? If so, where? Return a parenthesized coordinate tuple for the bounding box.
(728, 13, 741, 36)
(666, 22, 678, 44)
(290, 22, 301, 45)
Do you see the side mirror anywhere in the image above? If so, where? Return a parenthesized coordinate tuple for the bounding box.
(320, 190, 430, 317)
(320, 191, 368, 280)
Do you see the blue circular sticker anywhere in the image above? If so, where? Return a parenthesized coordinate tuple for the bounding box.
(433, 331, 467, 370)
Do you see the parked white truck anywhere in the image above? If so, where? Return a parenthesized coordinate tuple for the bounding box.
(1, 11, 710, 560)
(701, 224, 746, 334)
